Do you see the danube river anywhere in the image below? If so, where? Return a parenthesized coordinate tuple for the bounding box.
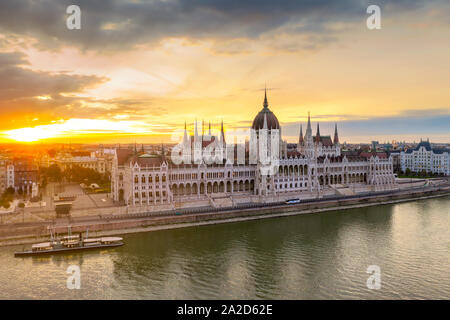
(0, 196, 449, 299)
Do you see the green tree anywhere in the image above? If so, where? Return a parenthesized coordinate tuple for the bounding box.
(46, 164, 63, 182)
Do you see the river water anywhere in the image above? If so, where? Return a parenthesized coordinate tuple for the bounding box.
(0, 196, 449, 299)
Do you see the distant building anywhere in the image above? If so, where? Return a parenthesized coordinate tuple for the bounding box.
(13, 157, 39, 194)
(389, 151, 401, 173)
(371, 141, 379, 150)
(400, 140, 450, 175)
(53, 148, 114, 174)
(0, 157, 15, 193)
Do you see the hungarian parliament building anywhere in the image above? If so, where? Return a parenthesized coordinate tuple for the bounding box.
(111, 91, 396, 209)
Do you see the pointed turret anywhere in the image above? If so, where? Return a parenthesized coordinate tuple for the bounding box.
(333, 123, 339, 144)
(315, 123, 321, 143)
(208, 121, 211, 136)
(298, 124, 304, 145)
(220, 119, 225, 145)
(161, 143, 166, 161)
(263, 86, 269, 109)
(183, 121, 188, 145)
(306, 112, 312, 137)
(195, 119, 199, 138)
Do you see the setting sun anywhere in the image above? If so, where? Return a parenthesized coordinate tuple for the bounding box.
(5, 127, 54, 142)
(3, 119, 155, 143)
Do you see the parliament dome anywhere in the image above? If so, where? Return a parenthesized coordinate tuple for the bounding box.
(251, 89, 280, 131)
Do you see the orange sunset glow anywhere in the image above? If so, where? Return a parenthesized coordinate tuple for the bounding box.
(0, 1, 449, 144)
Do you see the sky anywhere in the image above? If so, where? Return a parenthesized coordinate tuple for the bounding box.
(0, 0, 449, 144)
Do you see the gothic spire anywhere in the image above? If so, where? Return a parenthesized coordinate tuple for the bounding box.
(263, 86, 268, 109)
(194, 119, 199, 140)
(306, 112, 312, 136)
(220, 119, 225, 144)
(315, 123, 321, 143)
(334, 123, 339, 144)
(298, 124, 304, 144)
(161, 143, 166, 161)
(183, 121, 188, 145)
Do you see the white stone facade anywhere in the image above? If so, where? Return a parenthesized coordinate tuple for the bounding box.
(400, 140, 449, 175)
(0, 158, 15, 193)
(111, 94, 397, 207)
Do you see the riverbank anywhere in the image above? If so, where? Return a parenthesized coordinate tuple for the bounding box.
(1, 185, 449, 247)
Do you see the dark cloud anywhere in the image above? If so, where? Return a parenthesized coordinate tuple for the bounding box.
(0, 51, 29, 67)
(0, 0, 446, 51)
(0, 51, 105, 101)
(0, 51, 174, 130)
(0, 51, 107, 128)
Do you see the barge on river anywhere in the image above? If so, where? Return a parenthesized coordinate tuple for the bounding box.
(14, 227, 124, 257)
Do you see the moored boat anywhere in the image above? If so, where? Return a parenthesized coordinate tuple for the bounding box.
(14, 227, 124, 257)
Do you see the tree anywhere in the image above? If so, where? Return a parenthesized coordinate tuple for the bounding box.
(0, 189, 14, 208)
(5, 187, 15, 195)
(64, 164, 110, 185)
(46, 164, 63, 182)
(41, 176, 48, 189)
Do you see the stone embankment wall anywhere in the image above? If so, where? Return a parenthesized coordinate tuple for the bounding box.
(0, 188, 448, 246)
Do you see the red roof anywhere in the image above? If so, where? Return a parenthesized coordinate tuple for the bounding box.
(116, 149, 134, 165)
(359, 152, 388, 159)
(316, 136, 333, 147)
(286, 151, 302, 158)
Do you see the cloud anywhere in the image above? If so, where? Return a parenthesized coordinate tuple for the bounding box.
(281, 107, 450, 138)
(0, 51, 107, 128)
(1, 0, 447, 52)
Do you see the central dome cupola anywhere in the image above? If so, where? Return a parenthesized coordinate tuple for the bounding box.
(251, 88, 280, 130)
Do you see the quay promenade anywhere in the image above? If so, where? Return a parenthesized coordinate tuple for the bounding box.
(0, 179, 449, 247)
